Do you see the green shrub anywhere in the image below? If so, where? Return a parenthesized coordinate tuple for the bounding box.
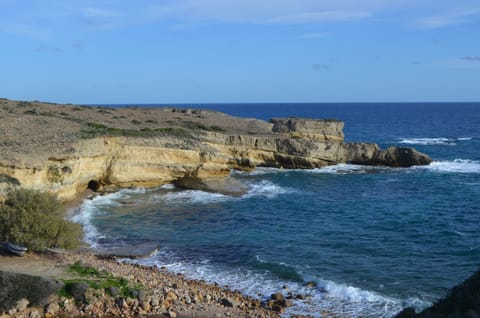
(0, 189, 83, 251)
(0, 174, 20, 186)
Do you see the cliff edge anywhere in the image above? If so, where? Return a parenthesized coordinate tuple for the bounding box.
(0, 98, 432, 200)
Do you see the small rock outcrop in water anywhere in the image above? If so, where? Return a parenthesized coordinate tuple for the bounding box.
(0, 99, 432, 200)
(395, 269, 480, 318)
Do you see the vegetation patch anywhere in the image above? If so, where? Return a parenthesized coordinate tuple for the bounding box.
(47, 165, 64, 184)
(0, 174, 20, 186)
(59, 261, 140, 299)
(0, 189, 83, 251)
(79, 122, 190, 139)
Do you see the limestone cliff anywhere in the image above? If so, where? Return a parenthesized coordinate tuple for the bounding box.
(0, 99, 432, 200)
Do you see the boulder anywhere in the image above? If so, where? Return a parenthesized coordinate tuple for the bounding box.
(0, 271, 63, 311)
(174, 176, 249, 196)
(358, 147, 433, 167)
(395, 269, 480, 318)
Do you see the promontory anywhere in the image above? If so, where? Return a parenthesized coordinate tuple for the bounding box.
(0, 98, 432, 200)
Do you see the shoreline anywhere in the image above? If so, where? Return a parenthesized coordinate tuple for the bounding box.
(1, 195, 313, 318)
(1, 249, 316, 318)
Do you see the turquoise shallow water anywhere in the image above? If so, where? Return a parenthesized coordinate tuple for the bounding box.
(75, 103, 480, 317)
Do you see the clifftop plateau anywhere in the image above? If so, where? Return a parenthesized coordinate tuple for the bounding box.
(0, 98, 432, 200)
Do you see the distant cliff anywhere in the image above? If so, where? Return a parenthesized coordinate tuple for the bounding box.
(0, 98, 432, 201)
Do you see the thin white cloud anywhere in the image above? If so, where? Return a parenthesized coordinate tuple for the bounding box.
(266, 11, 371, 24)
(414, 8, 480, 29)
(146, 1, 376, 25)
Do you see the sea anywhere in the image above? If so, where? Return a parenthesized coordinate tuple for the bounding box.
(73, 103, 480, 317)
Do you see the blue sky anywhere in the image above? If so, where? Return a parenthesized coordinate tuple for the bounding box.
(1, 0, 479, 103)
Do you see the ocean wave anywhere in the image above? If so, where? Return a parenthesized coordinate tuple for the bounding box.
(421, 159, 480, 174)
(244, 180, 293, 199)
(125, 251, 428, 318)
(149, 179, 293, 204)
(231, 167, 283, 176)
(156, 189, 230, 205)
(398, 137, 472, 146)
(72, 189, 142, 247)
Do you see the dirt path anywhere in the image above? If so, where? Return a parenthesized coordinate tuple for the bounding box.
(0, 249, 74, 280)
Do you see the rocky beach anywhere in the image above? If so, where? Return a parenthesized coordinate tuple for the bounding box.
(1, 248, 304, 318)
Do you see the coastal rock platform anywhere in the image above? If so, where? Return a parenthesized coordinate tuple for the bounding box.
(0, 98, 432, 200)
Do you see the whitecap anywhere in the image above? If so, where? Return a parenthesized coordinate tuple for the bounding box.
(421, 159, 480, 174)
(398, 137, 454, 145)
(160, 183, 176, 190)
(124, 251, 429, 318)
(71, 189, 139, 247)
(244, 180, 293, 199)
(157, 190, 230, 205)
(72, 199, 105, 247)
(231, 167, 283, 176)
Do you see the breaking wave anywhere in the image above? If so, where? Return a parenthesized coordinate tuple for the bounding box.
(398, 137, 472, 146)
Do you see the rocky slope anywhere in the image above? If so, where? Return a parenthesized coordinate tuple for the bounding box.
(0, 98, 432, 201)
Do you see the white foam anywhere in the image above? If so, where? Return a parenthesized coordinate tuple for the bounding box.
(72, 189, 138, 247)
(158, 190, 230, 205)
(244, 180, 293, 199)
(399, 137, 473, 145)
(124, 251, 428, 318)
(422, 159, 480, 174)
(72, 199, 104, 247)
(160, 183, 176, 190)
(231, 167, 284, 176)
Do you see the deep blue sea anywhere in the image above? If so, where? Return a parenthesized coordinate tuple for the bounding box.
(74, 103, 480, 317)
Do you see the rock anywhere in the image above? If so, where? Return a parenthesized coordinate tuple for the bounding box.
(174, 176, 249, 197)
(395, 307, 417, 318)
(29, 310, 41, 318)
(0, 271, 63, 311)
(165, 291, 178, 301)
(15, 298, 29, 311)
(270, 293, 285, 302)
(150, 297, 160, 307)
(136, 289, 146, 302)
(66, 282, 89, 304)
(94, 243, 159, 259)
(44, 302, 60, 314)
(115, 297, 128, 309)
(270, 118, 344, 142)
(221, 297, 238, 307)
(108, 286, 121, 297)
(395, 269, 480, 318)
(271, 304, 285, 313)
(141, 300, 151, 311)
(168, 310, 177, 318)
(305, 282, 316, 288)
(357, 146, 432, 167)
(0, 100, 432, 201)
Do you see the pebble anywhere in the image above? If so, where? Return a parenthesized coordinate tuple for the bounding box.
(5, 251, 286, 318)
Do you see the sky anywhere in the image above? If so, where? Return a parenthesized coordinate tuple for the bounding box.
(0, 0, 479, 104)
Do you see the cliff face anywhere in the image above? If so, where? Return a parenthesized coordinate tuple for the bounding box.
(0, 100, 432, 200)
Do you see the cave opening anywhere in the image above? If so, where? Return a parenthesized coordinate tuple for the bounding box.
(87, 180, 100, 192)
